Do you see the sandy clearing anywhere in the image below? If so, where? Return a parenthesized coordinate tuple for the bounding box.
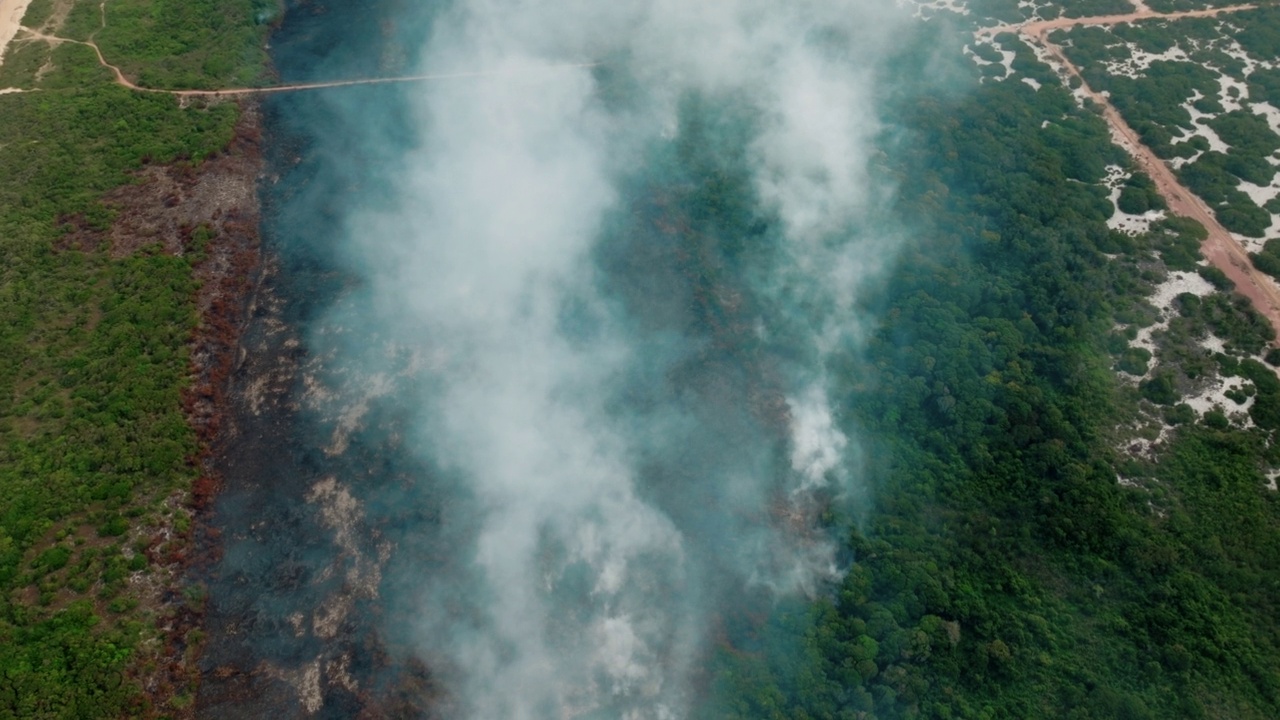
(1104, 164, 1165, 234)
(1183, 373, 1255, 419)
(1169, 90, 1232, 155)
(1221, 36, 1272, 75)
(0, 0, 35, 68)
(1169, 152, 1203, 170)
(1104, 43, 1189, 78)
(1238, 178, 1280, 208)
(1230, 206, 1280, 254)
(1253, 101, 1280, 136)
(1219, 73, 1249, 112)
(1128, 270, 1215, 358)
(965, 44, 994, 66)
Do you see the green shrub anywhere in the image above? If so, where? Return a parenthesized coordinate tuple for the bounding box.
(1141, 372, 1180, 405)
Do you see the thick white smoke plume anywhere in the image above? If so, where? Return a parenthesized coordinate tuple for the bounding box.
(338, 0, 907, 716)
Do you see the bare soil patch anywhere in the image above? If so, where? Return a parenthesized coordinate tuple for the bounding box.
(0, 0, 36, 67)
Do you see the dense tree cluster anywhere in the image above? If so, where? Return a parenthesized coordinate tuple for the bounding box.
(697, 36, 1280, 720)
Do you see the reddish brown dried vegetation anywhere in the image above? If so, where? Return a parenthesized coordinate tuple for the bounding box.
(180, 105, 264, 475)
(101, 102, 265, 719)
(53, 212, 109, 252)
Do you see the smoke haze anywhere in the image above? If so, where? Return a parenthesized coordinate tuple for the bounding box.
(307, 0, 910, 716)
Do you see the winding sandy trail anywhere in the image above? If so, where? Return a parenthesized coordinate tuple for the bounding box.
(17, 21, 598, 97)
(977, 2, 1280, 342)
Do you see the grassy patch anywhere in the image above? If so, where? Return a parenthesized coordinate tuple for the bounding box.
(0, 0, 264, 716)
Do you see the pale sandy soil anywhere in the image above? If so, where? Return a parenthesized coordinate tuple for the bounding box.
(0, 0, 35, 67)
(1128, 270, 1216, 358)
(1219, 73, 1249, 112)
(965, 39, 1016, 81)
(1183, 372, 1255, 417)
(1253, 101, 1280, 136)
(1174, 90, 1231, 154)
(1103, 45, 1189, 79)
(901, 0, 970, 20)
(1116, 265, 1267, 433)
(965, 44, 993, 66)
(1221, 36, 1272, 76)
(1105, 164, 1166, 235)
(1121, 345, 1261, 460)
(1238, 178, 1280, 208)
(997, 45, 1015, 78)
(1201, 333, 1227, 354)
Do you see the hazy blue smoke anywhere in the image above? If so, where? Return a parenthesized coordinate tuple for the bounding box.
(320, 0, 909, 716)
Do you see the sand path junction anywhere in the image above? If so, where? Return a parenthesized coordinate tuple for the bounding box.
(978, 2, 1280, 343)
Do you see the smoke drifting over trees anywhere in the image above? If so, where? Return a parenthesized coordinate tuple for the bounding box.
(309, 0, 911, 717)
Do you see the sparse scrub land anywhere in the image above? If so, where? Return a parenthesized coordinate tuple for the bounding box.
(95, 0, 272, 89)
(707, 26, 1280, 719)
(1058, 8, 1280, 241)
(0, 0, 264, 716)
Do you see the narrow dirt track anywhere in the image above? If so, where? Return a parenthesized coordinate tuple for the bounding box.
(168, 64, 603, 97)
(976, 3, 1256, 39)
(16, 24, 597, 97)
(977, 2, 1280, 343)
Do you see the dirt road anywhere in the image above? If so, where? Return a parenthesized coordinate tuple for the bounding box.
(1040, 30, 1280, 339)
(17, 23, 597, 98)
(978, 2, 1280, 342)
(976, 3, 1256, 39)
